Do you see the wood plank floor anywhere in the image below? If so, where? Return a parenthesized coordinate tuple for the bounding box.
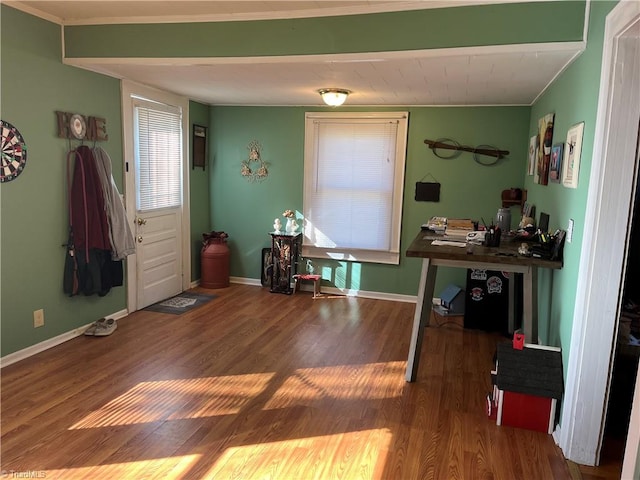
(0, 284, 623, 479)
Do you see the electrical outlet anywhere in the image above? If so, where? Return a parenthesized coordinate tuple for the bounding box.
(33, 309, 45, 328)
(567, 219, 575, 243)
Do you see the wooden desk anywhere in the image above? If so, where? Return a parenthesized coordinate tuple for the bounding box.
(405, 231, 562, 382)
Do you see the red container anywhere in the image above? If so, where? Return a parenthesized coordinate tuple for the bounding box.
(201, 239, 230, 288)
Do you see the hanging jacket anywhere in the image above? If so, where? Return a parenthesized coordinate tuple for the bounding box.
(71, 146, 111, 253)
(69, 146, 122, 296)
(93, 146, 136, 260)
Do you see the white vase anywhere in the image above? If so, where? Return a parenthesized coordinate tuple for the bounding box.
(285, 217, 294, 233)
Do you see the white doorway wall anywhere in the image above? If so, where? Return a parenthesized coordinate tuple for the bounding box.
(558, 0, 640, 470)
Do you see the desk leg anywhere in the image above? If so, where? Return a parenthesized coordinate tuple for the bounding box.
(522, 266, 539, 344)
(508, 274, 515, 334)
(405, 258, 438, 382)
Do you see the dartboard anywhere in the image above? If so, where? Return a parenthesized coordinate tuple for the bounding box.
(1, 120, 27, 183)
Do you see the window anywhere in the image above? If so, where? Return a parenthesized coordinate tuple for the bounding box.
(134, 98, 183, 212)
(303, 112, 408, 264)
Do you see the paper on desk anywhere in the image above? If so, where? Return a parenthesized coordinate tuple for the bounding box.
(431, 240, 467, 247)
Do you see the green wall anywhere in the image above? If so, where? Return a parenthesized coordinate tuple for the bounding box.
(525, 0, 617, 353)
(210, 106, 529, 295)
(0, 7, 125, 355)
(188, 100, 212, 281)
(63, 2, 585, 59)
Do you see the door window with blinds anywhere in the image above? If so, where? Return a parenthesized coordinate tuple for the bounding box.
(303, 112, 408, 264)
(134, 99, 183, 211)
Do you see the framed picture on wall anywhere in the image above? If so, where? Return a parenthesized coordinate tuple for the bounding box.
(527, 135, 537, 176)
(549, 143, 564, 183)
(193, 124, 207, 170)
(562, 122, 585, 189)
(535, 113, 555, 185)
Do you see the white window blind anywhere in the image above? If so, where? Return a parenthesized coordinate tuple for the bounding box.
(303, 112, 408, 265)
(134, 100, 182, 212)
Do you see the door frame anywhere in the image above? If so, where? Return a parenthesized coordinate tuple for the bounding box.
(121, 80, 192, 313)
(558, 0, 640, 468)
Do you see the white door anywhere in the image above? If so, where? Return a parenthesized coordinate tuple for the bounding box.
(133, 98, 184, 309)
(122, 81, 191, 312)
(135, 208, 182, 308)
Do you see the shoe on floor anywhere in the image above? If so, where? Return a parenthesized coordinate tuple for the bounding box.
(94, 318, 117, 337)
(84, 318, 107, 336)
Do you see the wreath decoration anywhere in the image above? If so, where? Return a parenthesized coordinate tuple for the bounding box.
(241, 140, 269, 183)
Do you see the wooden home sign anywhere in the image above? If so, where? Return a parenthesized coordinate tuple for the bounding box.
(55, 111, 108, 141)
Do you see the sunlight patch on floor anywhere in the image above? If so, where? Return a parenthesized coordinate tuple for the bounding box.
(69, 373, 274, 429)
(205, 429, 393, 480)
(263, 361, 406, 410)
(69, 361, 405, 430)
(45, 454, 201, 479)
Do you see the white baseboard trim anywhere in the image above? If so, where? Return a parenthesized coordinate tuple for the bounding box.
(0, 309, 129, 369)
(552, 425, 577, 466)
(318, 285, 417, 303)
(192, 277, 263, 288)
(230, 276, 418, 303)
(230, 276, 262, 287)
(553, 424, 562, 448)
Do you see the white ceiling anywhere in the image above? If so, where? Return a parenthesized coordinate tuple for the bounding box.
(6, 1, 585, 106)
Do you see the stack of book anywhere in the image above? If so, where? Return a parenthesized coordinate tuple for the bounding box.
(444, 219, 475, 242)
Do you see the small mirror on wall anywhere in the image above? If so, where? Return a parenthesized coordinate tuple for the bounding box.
(193, 124, 207, 170)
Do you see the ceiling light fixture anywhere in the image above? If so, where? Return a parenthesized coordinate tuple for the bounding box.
(318, 88, 351, 107)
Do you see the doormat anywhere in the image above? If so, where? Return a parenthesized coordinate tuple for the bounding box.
(144, 292, 217, 315)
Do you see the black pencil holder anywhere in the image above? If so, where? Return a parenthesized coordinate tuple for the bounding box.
(484, 228, 501, 247)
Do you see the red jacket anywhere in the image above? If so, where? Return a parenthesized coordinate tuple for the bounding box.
(70, 145, 111, 258)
